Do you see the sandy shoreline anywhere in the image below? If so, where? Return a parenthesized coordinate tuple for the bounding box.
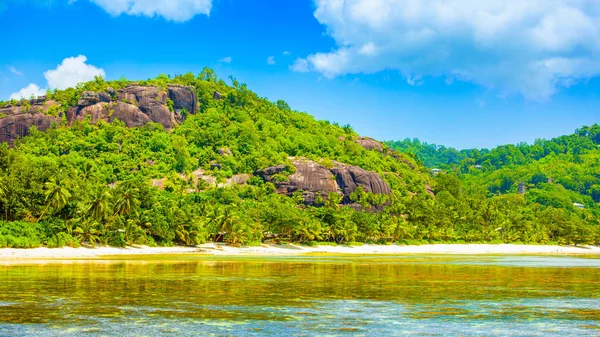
(0, 243, 599, 260)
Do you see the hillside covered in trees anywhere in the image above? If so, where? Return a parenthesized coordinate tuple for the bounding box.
(387, 126, 600, 229)
(0, 70, 598, 248)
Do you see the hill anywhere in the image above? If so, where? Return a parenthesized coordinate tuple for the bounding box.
(0, 70, 597, 248)
(387, 126, 600, 242)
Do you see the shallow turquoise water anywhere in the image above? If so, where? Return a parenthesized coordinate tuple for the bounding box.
(0, 255, 598, 336)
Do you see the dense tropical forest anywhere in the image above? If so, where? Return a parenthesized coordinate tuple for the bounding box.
(0, 70, 598, 248)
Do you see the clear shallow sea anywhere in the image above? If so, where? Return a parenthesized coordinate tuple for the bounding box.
(0, 255, 598, 336)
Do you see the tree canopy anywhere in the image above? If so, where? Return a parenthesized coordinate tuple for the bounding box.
(0, 70, 597, 248)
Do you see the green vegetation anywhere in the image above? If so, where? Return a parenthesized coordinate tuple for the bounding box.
(0, 70, 598, 248)
(387, 126, 600, 245)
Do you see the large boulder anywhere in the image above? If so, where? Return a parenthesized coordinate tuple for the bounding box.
(355, 137, 384, 152)
(168, 85, 197, 116)
(111, 102, 151, 127)
(78, 91, 100, 106)
(140, 100, 175, 129)
(118, 85, 166, 105)
(256, 159, 391, 205)
(331, 164, 392, 203)
(0, 98, 58, 117)
(65, 84, 198, 130)
(0, 83, 199, 144)
(117, 86, 174, 129)
(0, 105, 27, 116)
(0, 113, 60, 144)
(68, 102, 110, 125)
(258, 159, 340, 205)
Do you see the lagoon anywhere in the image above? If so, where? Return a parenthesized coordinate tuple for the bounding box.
(0, 255, 599, 336)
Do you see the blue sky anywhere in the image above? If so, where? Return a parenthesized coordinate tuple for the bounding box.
(1, 0, 599, 149)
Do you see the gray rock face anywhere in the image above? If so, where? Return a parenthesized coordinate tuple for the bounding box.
(260, 160, 340, 205)
(331, 165, 392, 203)
(98, 92, 111, 103)
(0, 98, 62, 145)
(256, 159, 391, 205)
(78, 91, 100, 106)
(0, 113, 60, 144)
(0, 83, 198, 144)
(30, 96, 47, 105)
(140, 100, 175, 129)
(168, 85, 197, 117)
(355, 137, 384, 152)
(66, 84, 198, 130)
(112, 102, 151, 128)
(0, 105, 27, 116)
(68, 102, 110, 125)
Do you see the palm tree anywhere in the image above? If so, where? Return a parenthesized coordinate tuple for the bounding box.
(123, 219, 146, 244)
(74, 218, 101, 247)
(0, 176, 6, 199)
(0, 175, 8, 221)
(87, 186, 112, 222)
(325, 192, 342, 210)
(219, 206, 241, 241)
(79, 162, 95, 181)
(393, 219, 414, 241)
(207, 206, 240, 242)
(108, 186, 140, 224)
(38, 179, 71, 222)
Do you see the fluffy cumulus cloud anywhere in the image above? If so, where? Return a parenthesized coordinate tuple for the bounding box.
(294, 0, 600, 100)
(44, 55, 105, 90)
(10, 55, 104, 99)
(85, 0, 212, 22)
(10, 84, 47, 100)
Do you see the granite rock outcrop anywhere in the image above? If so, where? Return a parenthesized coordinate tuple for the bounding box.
(256, 159, 391, 205)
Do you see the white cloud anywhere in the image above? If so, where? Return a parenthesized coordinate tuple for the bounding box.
(83, 0, 212, 22)
(358, 42, 377, 56)
(10, 84, 46, 100)
(290, 58, 310, 73)
(301, 0, 600, 100)
(406, 75, 423, 86)
(267, 56, 276, 65)
(8, 66, 23, 76)
(283, 51, 292, 55)
(44, 55, 105, 90)
(219, 56, 232, 64)
(9, 55, 104, 100)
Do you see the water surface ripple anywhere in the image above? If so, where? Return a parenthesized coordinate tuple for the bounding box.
(0, 255, 598, 336)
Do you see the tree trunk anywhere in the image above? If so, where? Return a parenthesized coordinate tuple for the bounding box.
(37, 203, 51, 223)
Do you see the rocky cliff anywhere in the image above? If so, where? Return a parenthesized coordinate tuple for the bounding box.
(256, 158, 391, 205)
(0, 84, 198, 144)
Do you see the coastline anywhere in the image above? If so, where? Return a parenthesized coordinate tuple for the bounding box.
(0, 243, 599, 260)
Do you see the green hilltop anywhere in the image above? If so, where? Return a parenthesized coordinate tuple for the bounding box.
(0, 70, 598, 248)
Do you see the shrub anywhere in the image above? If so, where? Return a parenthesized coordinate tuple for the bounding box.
(46, 232, 80, 248)
(0, 221, 45, 248)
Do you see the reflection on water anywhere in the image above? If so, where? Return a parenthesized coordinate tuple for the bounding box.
(0, 255, 598, 336)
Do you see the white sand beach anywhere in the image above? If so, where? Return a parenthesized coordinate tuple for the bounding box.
(0, 243, 599, 260)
